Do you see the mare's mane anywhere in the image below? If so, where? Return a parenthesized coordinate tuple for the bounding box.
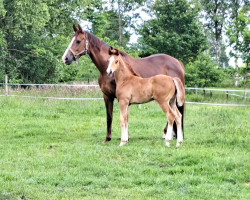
(76, 30, 107, 52)
(77, 30, 138, 78)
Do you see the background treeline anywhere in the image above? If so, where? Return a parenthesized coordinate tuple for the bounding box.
(0, 0, 249, 87)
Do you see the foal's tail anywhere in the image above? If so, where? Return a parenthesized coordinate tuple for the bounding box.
(173, 78, 185, 106)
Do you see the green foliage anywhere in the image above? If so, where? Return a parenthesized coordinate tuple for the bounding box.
(139, 0, 207, 64)
(0, 0, 93, 83)
(0, 0, 247, 85)
(226, 5, 250, 66)
(185, 52, 225, 87)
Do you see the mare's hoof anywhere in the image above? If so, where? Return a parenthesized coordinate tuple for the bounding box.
(103, 138, 111, 143)
(119, 141, 127, 146)
(165, 141, 170, 147)
(172, 131, 176, 138)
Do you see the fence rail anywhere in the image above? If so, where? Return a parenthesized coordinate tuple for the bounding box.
(1, 83, 249, 92)
(1, 82, 249, 92)
(0, 78, 250, 106)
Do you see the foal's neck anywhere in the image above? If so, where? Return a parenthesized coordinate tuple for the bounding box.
(114, 61, 136, 83)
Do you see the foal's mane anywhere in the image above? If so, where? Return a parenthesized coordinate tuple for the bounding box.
(119, 55, 139, 77)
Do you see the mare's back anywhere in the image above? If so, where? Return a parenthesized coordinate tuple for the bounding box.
(128, 54, 184, 83)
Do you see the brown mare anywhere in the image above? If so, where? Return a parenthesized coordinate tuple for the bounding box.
(62, 24, 185, 143)
(107, 52, 185, 147)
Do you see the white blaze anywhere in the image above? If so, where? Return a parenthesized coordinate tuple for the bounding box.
(62, 36, 76, 63)
(106, 56, 114, 74)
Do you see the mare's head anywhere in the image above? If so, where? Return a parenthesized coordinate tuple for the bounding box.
(62, 24, 89, 65)
(106, 47, 121, 75)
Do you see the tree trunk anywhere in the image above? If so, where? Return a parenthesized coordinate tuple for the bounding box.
(118, 1, 122, 46)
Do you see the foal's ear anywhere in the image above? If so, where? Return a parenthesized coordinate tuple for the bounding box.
(109, 46, 119, 55)
(73, 24, 78, 32)
(78, 24, 83, 33)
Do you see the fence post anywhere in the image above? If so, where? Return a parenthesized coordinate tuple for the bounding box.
(5, 74, 8, 96)
(195, 85, 197, 95)
(210, 90, 212, 98)
(226, 90, 228, 101)
(243, 89, 246, 99)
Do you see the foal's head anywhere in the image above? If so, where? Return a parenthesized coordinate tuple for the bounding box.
(107, 46, 139, 77)
(106, 47, 121, 75)
(106, 55, 120, 76)
(62, 24, 89, 65)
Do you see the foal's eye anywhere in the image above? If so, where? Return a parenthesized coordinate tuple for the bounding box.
(115, 60, 118, 64)
(76, 40, 81, 44)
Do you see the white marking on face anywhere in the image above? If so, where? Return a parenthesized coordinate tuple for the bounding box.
(106, 56, 114, 74)
(62, 36, 76, 63)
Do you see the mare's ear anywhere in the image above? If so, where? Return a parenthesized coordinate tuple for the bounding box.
(109, 46, 119, 55)
(73, 24, 78, 32)
(78, 24, 83, 33)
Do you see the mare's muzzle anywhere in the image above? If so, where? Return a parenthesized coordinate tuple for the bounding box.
(64, 54, 76, 65)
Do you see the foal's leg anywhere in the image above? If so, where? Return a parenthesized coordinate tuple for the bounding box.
(170, 101, 183, 147)
(163, 123, 176, 139)
(157, 101, 175, 147)
(118, 100, 129, 146)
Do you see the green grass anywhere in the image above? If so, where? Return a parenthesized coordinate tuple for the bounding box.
(0, 97, 249, 200)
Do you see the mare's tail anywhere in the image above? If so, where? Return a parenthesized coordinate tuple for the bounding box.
(173, 78, 185, 106)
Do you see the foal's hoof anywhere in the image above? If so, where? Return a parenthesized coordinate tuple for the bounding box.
(176, 141, 182, 148)
(119, 141, 128, 146)
(165, 141, 171, 147)
(162, 133, 166, 139)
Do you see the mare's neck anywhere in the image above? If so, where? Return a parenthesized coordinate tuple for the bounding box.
(86, 32, 111, 74)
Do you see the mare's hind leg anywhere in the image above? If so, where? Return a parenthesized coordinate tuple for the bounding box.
(118, 100, 129, 146)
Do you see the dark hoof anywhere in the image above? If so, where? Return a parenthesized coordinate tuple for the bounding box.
(103, 137, 111, 143)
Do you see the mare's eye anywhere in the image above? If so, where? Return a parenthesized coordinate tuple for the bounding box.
(76, 40, 81, 44)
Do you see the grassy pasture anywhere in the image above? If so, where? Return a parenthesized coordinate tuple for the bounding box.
(0, 97, 249, 200)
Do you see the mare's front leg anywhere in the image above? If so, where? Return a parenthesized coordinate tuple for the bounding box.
(118, 100, 129, 146)
(103, 95, 114, 143)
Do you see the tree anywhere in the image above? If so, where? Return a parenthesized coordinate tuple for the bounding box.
(108, 0, 146, 47)
(226, 2, 250, 68)
(139, 0, 207, 64)
(0, 0, 91, 83)
(199, 0, 229, 66)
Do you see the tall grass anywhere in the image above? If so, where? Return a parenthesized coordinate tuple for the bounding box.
(0, 97, 249, 199)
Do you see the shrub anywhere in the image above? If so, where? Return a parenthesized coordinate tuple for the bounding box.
(185, 52, 225, 87)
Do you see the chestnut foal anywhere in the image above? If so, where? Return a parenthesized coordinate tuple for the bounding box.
(107, 53, 185, 147)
